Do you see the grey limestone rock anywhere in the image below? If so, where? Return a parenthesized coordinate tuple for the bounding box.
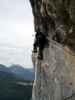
(29, 0, 75, 100)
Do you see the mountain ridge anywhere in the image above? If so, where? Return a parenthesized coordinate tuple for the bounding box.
(0, 64, 34, 81)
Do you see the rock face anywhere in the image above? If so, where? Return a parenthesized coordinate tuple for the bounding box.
(29, 0, 75, 100)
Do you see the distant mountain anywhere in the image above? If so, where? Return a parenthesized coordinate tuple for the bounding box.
(9, 64, 35, 81)
(0, 64, 9, 72)
(0, 64, 33, 100)
(0, 64, 18, 81)
(0, 64, 35, 81)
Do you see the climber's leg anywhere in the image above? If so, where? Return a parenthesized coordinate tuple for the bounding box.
(33, 42, 37, 53)
(38, 50, 43, 60)
(33, 33, 39, 53)
(38, 44, 44, 60)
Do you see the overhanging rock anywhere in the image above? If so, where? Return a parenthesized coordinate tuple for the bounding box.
(29, 0, 75, 100)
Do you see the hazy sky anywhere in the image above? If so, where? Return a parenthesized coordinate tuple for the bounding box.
(0, 0, 34, 68)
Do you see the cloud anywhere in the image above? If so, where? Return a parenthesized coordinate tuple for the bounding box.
(0, 45, 33, 67)
(0, 0, 32, 19)
(0, 0, 34, 67)
(0, 0, 34, 47)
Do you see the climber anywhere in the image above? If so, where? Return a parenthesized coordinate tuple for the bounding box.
(29, 0, 34, 8)
(33, 30, 49, 60)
